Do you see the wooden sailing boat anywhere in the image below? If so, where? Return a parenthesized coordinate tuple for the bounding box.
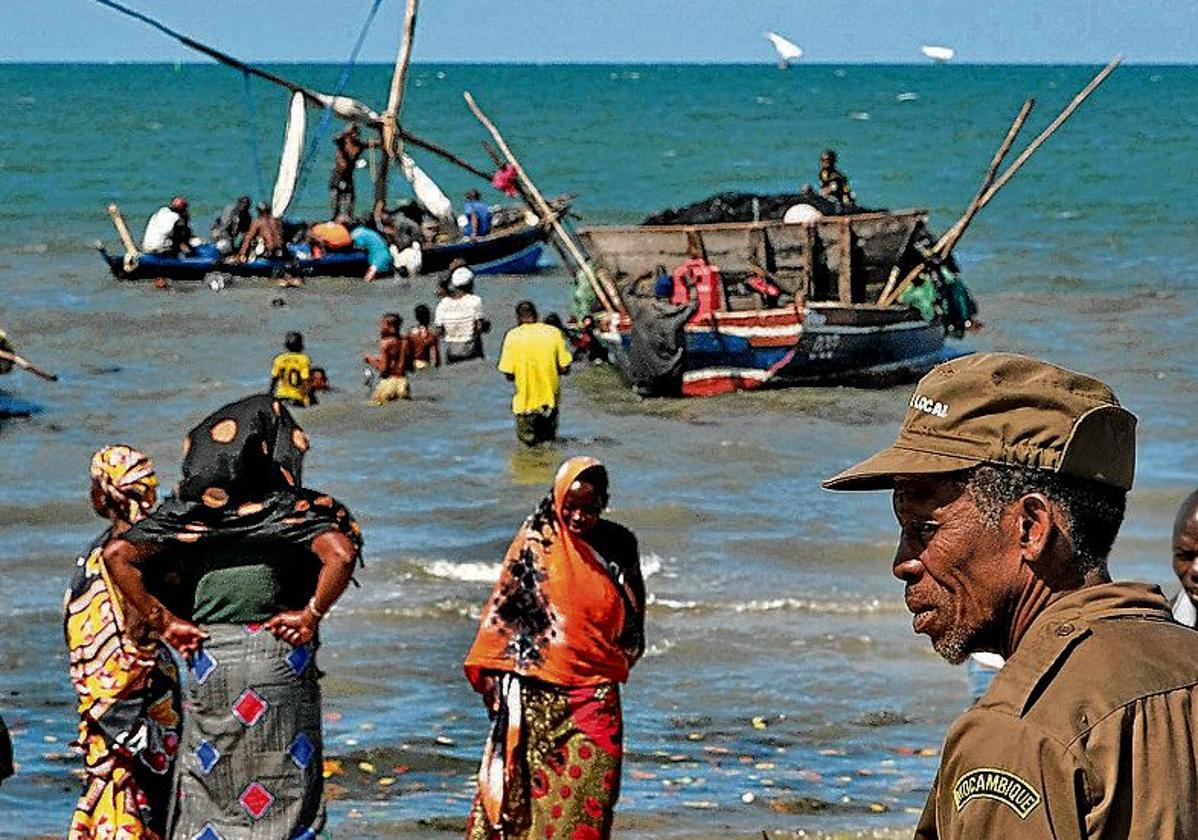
(93, 0, 565, 281)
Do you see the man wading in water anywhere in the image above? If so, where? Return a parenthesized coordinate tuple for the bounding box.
(824, 352, 1198, 840)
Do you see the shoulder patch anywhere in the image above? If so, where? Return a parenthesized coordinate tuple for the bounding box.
(952, 768, 1042, 819)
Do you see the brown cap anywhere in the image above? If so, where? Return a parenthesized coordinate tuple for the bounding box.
(823, 353, 1137, 492)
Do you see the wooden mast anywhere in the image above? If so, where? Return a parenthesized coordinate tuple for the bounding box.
(373, 0, 420, 216)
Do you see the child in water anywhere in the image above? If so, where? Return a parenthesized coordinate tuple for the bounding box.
(407, 304, 441, 370)
(269, 331, 313, 407)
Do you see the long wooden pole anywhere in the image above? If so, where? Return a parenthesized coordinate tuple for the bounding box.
(880, 57, 1120, 307)
(0, 349, 58, 382)
(463, 92, 623, 315)
(375, 0, 420, 214)
(106, 203, 141, 257)
(878, 98, 1033, 304)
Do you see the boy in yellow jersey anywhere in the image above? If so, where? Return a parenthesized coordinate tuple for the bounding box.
(269, 331, 312, 407)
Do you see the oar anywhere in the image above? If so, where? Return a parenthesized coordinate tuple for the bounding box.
(880, 57, 1121, 307)
(0, 349, 59, 382)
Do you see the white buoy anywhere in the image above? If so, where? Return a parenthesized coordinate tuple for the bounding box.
(765, 31, 803, 70)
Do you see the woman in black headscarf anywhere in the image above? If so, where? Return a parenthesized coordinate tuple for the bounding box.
(105, 394, 362, 840)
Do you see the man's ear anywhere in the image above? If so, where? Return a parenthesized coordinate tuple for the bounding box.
(1016, 493, 1056, 564)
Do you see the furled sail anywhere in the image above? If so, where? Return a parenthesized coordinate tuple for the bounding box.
(271, 92, 306, 217)
(765, 31, 803, 68)
(400, 154, 458, 233)
(312, 93, 381, 126)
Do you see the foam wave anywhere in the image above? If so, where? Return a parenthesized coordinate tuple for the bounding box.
(419, 551, 665, 584)
(647, 595, 897, 616)
(421, 560, 501, 583)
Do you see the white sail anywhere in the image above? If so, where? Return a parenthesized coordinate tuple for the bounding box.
(399, 153, 458, 233)
(765, 31, 803, 66)
(271, 92, 306, 217)
(920, 45, 955, 63)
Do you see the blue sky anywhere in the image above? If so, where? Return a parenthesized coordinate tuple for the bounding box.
(3, 0, 1195, 63)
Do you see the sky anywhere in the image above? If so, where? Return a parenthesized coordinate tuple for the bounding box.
(2, 0, 1196, 64)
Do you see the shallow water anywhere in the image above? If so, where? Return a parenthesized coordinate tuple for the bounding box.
(0, 62, 1196, 838)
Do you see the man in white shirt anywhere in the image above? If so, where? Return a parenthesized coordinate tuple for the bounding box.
(434, 265, 490, 363)
(1171, 490, 1198, 626)
(141, 196, 194, 256)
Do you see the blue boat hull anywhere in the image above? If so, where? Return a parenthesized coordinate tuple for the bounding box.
(601, 306, 965, 395)
(100, 221, 548, 281)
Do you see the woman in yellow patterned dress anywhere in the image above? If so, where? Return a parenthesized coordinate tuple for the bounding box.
(64, 446, 181, 839)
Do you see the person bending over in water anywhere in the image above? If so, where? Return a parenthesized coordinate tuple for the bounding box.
(365, 313, 412, 404)
(237, 202, 286, 262)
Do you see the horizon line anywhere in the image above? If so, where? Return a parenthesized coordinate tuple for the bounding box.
(1, 58, 1191, 67)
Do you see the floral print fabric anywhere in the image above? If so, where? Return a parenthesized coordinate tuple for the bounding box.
(467, 680, 623, 840)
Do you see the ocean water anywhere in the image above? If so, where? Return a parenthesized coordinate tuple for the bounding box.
(1, 62, 1197, 838)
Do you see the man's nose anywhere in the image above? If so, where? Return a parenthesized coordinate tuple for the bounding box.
(893, 538, 924, 582)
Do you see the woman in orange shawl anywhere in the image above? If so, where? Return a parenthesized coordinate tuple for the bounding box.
(464, 457, 645, 840)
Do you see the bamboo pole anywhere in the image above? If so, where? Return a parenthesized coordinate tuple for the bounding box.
(880, 58, 1120, 307)
(0, 349, 58, 382)
(463, 92, 623, 315)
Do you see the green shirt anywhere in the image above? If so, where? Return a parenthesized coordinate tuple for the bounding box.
(187, 543, 318, 624)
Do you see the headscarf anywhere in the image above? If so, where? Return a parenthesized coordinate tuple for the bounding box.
(123, 394, 362, 558)
(89, 445, 158, 523)
(464, 456, 639, 692)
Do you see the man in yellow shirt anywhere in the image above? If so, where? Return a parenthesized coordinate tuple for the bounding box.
(497, 301, 572, 446)
(269, 331, 312, 407)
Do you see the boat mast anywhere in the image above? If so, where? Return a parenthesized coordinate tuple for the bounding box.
(374, 0, 420, 215)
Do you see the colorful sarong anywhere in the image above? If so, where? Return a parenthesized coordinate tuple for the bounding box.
(167, 623, 324, 840)
(66, 539, 182, 840)
(466, 678, 623, 840)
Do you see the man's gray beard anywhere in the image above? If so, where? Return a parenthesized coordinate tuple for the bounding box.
(931, 623, 979, 665)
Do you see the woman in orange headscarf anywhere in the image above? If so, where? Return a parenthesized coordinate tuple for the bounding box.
(464, 457, 645, 840)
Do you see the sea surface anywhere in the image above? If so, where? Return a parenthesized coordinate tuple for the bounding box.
(0, 62, 1196, 838)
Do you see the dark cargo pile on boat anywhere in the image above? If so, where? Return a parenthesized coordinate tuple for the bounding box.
(642, 191, 877, 225)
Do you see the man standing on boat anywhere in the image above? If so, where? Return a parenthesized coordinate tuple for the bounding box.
(818, 150, 855, 208)
(824, 352, 1198, 840)
(330, 124, 378, 219)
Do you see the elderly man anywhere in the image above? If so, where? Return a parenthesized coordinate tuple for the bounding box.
(1170, 490, 1198, 626)
(824, 352, 1198, 840)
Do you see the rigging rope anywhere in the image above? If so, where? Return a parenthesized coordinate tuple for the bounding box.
(240, 70, 268, 201)
(291, 0, 386, 213)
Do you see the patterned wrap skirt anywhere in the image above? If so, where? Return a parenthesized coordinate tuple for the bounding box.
(168, 624, 324, 840)
(467, 679, 623, 840)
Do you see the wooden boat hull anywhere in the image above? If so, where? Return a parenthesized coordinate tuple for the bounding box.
(599, 305, 961, 396)
(100, 221, 548, 282)
(583, 213, 969, 395)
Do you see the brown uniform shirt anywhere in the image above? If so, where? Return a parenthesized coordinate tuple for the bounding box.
(916, 582, 1198, 840)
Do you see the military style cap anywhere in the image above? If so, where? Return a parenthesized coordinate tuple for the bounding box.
(823, 352, 1137, 492)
